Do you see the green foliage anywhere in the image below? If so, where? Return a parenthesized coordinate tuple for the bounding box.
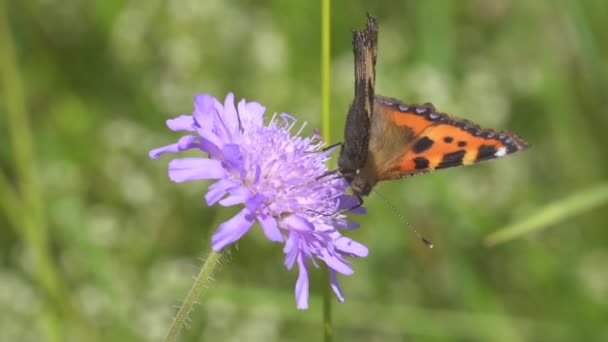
(1, 0, 607, 341)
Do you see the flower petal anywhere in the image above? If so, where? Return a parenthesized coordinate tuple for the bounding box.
(166, 115, 196, 131)
(196, 127, 224, 151)
(246, 101, 265, 118)
(222, 143, 244, 171)
(337, 195, 366, 214)
(283, 215, 314, 231)
(283, 231, 300, 269)
(168, 158, 224, 182)
(319, 250, 353, 275)
(199, 137, 222, 158)
(211, 208, 255, 251)
(258, 214, 283, 242)
(149, 146, 170, 159)
(295, 254, 309, 310)
(205, 179, 237, 205)
(212, 97, 233, 142)
(222, 92, 240, 138)
(329, 270, 344, 302)
(193, 94, 219, 125)
(349, 206, 367, 215)
(334, 236, 368, 257)
(237, 98, 265, 128)
(148, 135, 202, 159)
(219, 186, 250, 206)
(333, 219, 360, 230)
(193, 95, 225, 147)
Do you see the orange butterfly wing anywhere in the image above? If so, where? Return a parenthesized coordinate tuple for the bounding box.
(367, 95, 529, 181)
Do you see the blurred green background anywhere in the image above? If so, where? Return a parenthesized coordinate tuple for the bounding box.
(2, 0, 608, 341)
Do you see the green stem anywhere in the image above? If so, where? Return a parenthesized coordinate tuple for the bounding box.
(321, 270, 334, 341)
(320, 0, 334, 341)
(321, 0, 331, 142)
(164, 249, 223, 342)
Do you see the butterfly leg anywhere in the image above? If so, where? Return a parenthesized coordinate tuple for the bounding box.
(322, 142, 343, 152)
(304, 142, 341, 157)
(315, 169, 339, 181)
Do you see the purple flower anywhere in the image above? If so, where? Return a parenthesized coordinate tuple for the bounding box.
(150, 93, 368, 309)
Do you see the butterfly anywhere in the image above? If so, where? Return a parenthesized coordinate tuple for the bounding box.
(338, 15, 529, 200)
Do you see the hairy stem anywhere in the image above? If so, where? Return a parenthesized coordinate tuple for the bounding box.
(164, 250, 223, 342)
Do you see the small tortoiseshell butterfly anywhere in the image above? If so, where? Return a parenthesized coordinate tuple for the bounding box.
(339, 15, 529, 200)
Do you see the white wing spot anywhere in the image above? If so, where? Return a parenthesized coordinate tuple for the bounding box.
(494, 146, 507, 157)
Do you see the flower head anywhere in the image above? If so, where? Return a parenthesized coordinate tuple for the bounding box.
(150, 93, 367, 309)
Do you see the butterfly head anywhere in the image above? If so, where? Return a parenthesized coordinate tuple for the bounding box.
(338, 166, 374, 197)
(351, 174, 374, 196)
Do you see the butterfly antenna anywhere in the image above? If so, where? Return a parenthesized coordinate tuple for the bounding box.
(372, 190, 434, 248)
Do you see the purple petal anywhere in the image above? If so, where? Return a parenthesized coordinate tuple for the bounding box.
(196, 127, 224, 151)
(166, 115, 196, 131)
(199, 137, 222, 158)
(349, 206, 367, 215)
(192, 95, 225, 147)
(334, 236, 368, 257)
(337, 195, 366, 214)
(212, 97, 232, 142)
(295, 254, 309, 310)
(246, 101, 265, 118)
(211, 208, 255, 251)
(245, 193, 263, 212)
(319, 250, 353, 275)
(254, 164, 261, 184)
(222, 143, 244, 170)
(333, 219, 360, 230)
(283, 231, 300, 269)
(222, 93, 239, 138)
(219, 186, 250, 206)
(149, 145, 174, 160)
(258, 215, 283, 242)
(329, 270, 344, 302)
(283, 215, 314, 232)
(148, 135, 201, 159)
(205, 179, 236, 205)
(168, 158, 224, 182)
(237, 99, 265, 128)
(193, 94, 219, 126)
(336, 194, 357, 209)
